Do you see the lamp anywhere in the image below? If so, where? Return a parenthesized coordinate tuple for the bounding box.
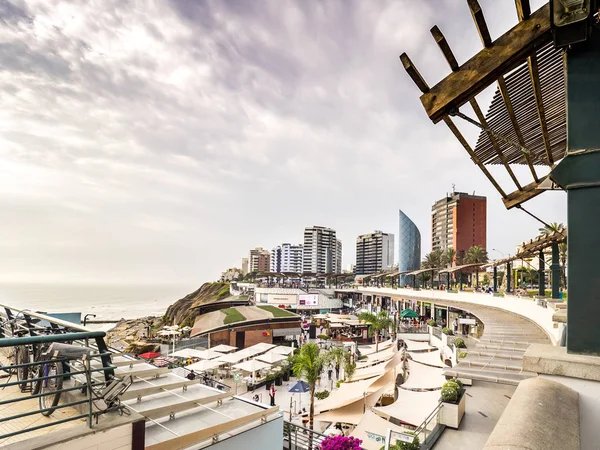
(550, 0, 596, 48)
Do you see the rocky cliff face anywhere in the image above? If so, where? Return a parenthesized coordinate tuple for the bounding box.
(162, 282, 231, 326)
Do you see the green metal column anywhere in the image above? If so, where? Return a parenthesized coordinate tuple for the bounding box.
(551, 31, 600, 355)
(551, 242, 560, 299)
(459, 271, 463, 291)
(538, 250, 545, 297)
(506, 262, 511, 292)
(493, 266, 498, 293)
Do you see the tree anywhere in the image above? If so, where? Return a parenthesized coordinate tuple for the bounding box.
(465, 246, 489, 288)
(343, 354, 356, 381)
(358, 311, 393, 353)
(292, 343, 326, 431)
(325, 346, 347, 379)
(444, 248, 456, 268)
(539, 222, 567, 288)
(422, 249, 444, 269)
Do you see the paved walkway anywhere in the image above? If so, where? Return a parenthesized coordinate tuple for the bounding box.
(434, 381, 516, 450)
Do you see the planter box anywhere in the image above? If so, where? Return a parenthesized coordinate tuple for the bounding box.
(282, 371, 290, 382)
(275, 377, 283, 386)
(265, 382, 272, 390)
(439, 389, 466, 429)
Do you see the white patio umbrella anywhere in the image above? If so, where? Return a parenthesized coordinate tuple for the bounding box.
(216, 351, 248, 364)
(232, 359, 272, 373)
(254, 352, 288, 364)
(187, 359, 225, 372)
(190, 349, 222, 360)
(270, 346, 295, 356)
(169, 349, 198, 358)
(211, 344, 238, 353)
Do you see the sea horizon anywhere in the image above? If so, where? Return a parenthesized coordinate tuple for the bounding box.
(0, 281, 200, 321)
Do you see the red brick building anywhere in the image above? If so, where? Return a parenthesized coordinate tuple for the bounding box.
(431, 191, 487, 259)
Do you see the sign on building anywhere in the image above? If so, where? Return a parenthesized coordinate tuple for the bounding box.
(298, 294, 319, 306)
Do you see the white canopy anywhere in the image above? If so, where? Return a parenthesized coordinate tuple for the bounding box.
(314, 398, 366, 425)
(359, 338, 394, 355)
(373, 388, 441, 427)
(186, 359, 225, 372)
(352, 411, 413, 450)
(270, 345, 295, 356)
(232, 359, 272, 373)
(211, 344, 237, 353)
(408, 349, 447, 368)
(357, 346, 396, 368)
(316, 376, 382, 413)
(254, 352, 288, 364)
(352, 360, 389, 381)
(403, 339, 436, 352)
(400, 361, 446, 391)
(216, 351, 248, 364)
(169, 349, 199, 358)
(245, 342, 276, 353)
(190, 349, 222, 360)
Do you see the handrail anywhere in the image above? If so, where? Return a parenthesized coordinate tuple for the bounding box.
(0, 331, 106, 348)
(0, 303, 94, 332)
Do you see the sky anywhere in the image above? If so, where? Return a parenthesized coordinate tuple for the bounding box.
(0, 0, 566, 285)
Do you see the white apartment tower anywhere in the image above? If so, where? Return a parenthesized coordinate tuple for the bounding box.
(270, 244, 303, 273)
(355, 230, 395, 275)
(302, 226, 341, 274)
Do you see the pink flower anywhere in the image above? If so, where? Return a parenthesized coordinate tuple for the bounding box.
(321, 435, 363, 450)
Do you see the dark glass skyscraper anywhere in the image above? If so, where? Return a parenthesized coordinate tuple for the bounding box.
(398, 210, 421, 286)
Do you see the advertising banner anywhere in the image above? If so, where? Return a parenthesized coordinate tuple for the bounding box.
(298, 294, 319, 306)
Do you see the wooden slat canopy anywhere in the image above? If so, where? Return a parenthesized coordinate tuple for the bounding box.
(401, 0, 566, 210)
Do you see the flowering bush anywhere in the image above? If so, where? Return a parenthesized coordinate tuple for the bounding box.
(320, 435, 362, 450)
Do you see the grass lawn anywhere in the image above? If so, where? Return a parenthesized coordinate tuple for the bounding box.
(222, 308, 246, 324)
(256, 305, 295, 317)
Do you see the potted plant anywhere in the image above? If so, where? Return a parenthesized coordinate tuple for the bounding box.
(275, 370, 283, 386)
(442, 327, 453, 335)
(427, 319, 437, 327)
(265, 374, 275, 390)
(438, 378, 466, 428)
(282, 367, 290, 382)
(453, 338, 466, 348)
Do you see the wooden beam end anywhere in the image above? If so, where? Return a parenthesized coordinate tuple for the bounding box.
(400, 53, 430, 94)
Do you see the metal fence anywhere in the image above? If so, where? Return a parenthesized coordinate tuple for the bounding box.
(283, 420, 328, 450)
(431, 326, 442, 340)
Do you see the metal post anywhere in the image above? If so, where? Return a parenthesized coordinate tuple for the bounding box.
(493, 265, 498, 293)
(430, 270, 434, 289)
(447, 272, 450, 290)
(506, 262, 512, 293)
(538, 250, 545, 297)
(551, 31, 600, 354)
(459, 271, 463, 291)
(551, 242, 560, 300)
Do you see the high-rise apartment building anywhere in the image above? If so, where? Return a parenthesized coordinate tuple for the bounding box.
(355, 231, 395, 275)
(248, 247, 270, 273)
(431, 191, 487, 257)
(398, 210, 421, 285)
(241, 258, 249, 275)
(270, 243, 303, 273)
(302, 226, 341, 273)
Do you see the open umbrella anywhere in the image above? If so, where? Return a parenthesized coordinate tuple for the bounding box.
(139, 351, 161, 359)
(400, 308, 419, 319)
(288, 380, 310, 414)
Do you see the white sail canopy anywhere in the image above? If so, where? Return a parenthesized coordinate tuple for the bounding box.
(373, 388, 441, 427)
(400, 361, 446, 390)
(403, 339, 436, 352)
(408, 349, 447, 368)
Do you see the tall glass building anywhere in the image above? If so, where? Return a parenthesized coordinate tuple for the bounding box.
(398, 210, 421, 286)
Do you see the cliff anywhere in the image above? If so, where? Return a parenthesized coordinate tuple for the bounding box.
(162, 282, 231, 327)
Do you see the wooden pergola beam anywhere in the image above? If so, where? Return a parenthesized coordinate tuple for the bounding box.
(417, 3, 551, 123)
(399, 53, 429, 94)
(527, 53, 554, 165)
(443, 116, 507, 198)
(430, 26, 459, 71)
(515, 0, 531, 21)
(502, 177, 547, 209)
(468, 0, 492, 47)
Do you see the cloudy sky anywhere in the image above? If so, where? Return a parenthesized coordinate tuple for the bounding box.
(0, 0, 566, 285)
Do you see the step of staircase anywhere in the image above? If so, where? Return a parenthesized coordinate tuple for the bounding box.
(444, 364, 536, 386)
(468, 349, 524, 360)
(479, 338, 543, 347)
(461, 355, 524, 372)
(475, 344, 528, 353)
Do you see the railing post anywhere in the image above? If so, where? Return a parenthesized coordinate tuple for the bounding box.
(94, 336, 114, 382)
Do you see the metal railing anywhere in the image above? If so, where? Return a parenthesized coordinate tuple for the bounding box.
(0, 304, 121, 442)
(431, 327, 442, 340)
(283, 420, 328, 450)
(397, 324, 429, 334)
(171, 366, 231, 392)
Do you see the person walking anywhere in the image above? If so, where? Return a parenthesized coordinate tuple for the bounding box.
(328, 367, 333, 381)
(269, 384, 276, 406)
(453, 318, 458, 334)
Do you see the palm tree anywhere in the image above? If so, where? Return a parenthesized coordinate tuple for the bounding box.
(325, 346, 346, 379)
(292, 343, 326, 431)
(343, 354, 356, 381)
(539, 222, 567, 288)
(358, 311, 393, 353)
(465, 246, 489, 288)
(444, 248, 456, 268)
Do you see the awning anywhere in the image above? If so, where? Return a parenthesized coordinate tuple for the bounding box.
(313, 398, 367, 425)
(244, 343, 276, 354)
(186, 359, 225, 372)
(169, 349, 200, 358)
(232, 359, 272, 373)
(352, 411, 413, 450)
(403, 339, 436, 352)
(254, 352, 288, 364)
(357, 346, 397, 368)
(400, 361, 446, 391)
(359, 338, 394, 355)
(316, 376, 383, 413)
(189, 349, 222, 360)
(210, 344, 237, 353)
(408, 349, 447, 368)
(352, 360, 390, 382)
(373, 388, 441, 428)
(215, 351, 248, 364)
(270, 345, 295, 356)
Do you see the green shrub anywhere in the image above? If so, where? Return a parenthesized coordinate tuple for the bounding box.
(383, 432, 420, 450)
(336, 380, 344, 388)
(454, 338, 466, 348)
(445, 380, 461, 393)
(441, 382, 459, 402)
(442, 327, 453, 335)
(315, 390, 330, 400)
(357, 355, 368, 361)
(450, 377, 463, 389)
(427, 319, 437, 327)
(458, 351, 468, 359)
(318, 334, 330, 340)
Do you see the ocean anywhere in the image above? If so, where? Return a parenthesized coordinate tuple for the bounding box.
(0, 282, 195, 322)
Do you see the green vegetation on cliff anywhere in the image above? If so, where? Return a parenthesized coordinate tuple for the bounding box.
(162, 282, 232, 326)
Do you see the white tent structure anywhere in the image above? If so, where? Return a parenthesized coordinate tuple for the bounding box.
(169, 349, 200, 358)
(216, 351, 248, 364)
(359, 338, 394, 355)
(210, 344, 237, 353)
(186, 359, 225, 372)
(254, 352, 288, 365)
(357, 346, 396, 368)
(232, 359, 272, 373)
(408, 349, 447, 368)
(352, 360, 389, 381)
(403, 339, 436, 352)
(352, 411, 413, 450)
(270, 346, 295, 356)
(316, 377, 382, 413)
(313, 398, 367, 425)
(373, 388, 441, 427)
(190, 349, 222, 360)
(400, 361, 446, 391)
(244, 343, 276, 354)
